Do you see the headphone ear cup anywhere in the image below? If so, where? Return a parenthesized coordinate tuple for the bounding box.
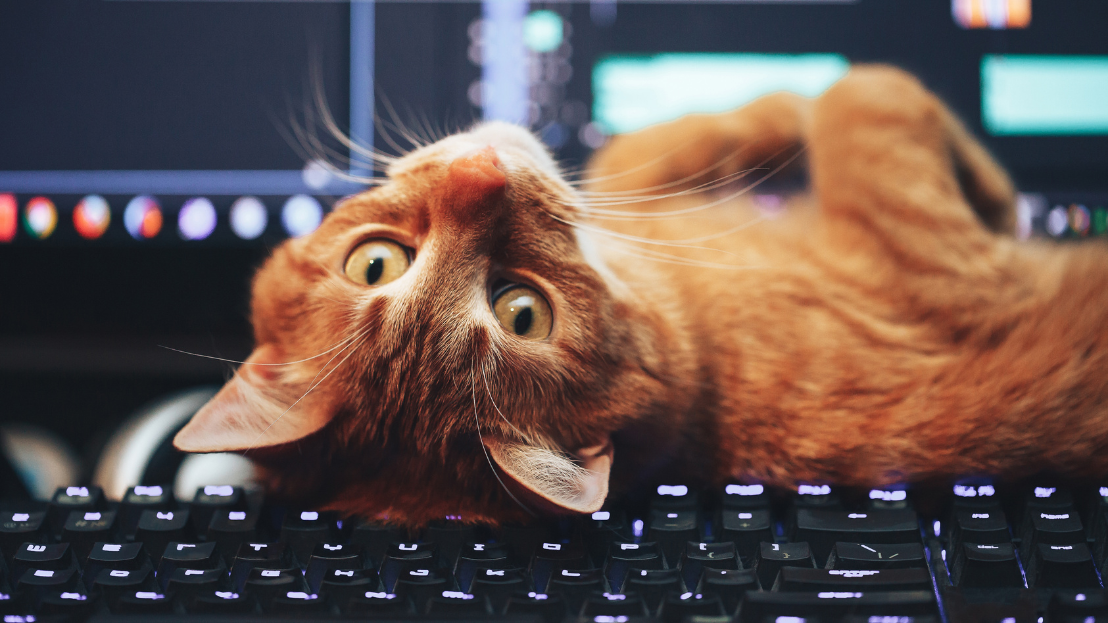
(92, 386, 258, 502)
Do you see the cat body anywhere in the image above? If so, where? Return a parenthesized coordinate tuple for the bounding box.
(174, 66, 1108, 526)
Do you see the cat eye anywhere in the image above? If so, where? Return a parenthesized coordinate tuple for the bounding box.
(492, 285, 553, 340)
(344, 239, 411, 286)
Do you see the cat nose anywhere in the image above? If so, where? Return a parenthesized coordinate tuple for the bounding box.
(436, 146, 507, 224)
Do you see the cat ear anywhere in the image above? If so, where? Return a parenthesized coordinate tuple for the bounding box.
(173, 344, 337, 453)
(483, 436, 612, 514)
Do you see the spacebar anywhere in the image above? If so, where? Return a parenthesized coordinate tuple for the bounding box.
(739, 590, 937, 623)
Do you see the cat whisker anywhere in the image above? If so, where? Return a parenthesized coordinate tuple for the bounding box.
(471, 367, 536, 517)
(309, 69, 399, 166)
(599, 236, 767, 270)
(574, 143, 759, 197)
(157, 329, 367, 367)
(561, 136, 701, 185)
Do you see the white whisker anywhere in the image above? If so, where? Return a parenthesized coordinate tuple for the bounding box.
(471, 368, 535, 517)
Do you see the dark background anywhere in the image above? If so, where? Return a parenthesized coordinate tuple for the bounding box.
(1, 0, 1106, 475)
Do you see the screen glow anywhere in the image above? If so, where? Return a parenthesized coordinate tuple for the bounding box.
(983, 56, 1108, 135)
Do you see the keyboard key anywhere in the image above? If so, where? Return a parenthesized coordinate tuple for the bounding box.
(36, 590, 98, 618)
(423, 520, 482, 565)
(754, 541, 815, 589)
(112, 590, 173, 614)
(950, 542, 1024, 587)
(695, 568, 759, 614)
(826, 542, 927, 569)
(681, 541, 740, 590)
(189, 485, 245, 535)
(156, 541, 221, 579)
(545, 568, 604, 613)
(658, 591, 725, 623)
(426, 590, 491, 615)
(347, 591, 412, 616)
(392, 568, 452, 611)
(529, 541, 589, 591)
(647, 510, 699, 566)
(950, 508, 1011, 553)
(349, 520, 403, 564)
(1025, 542, 1099, 588)
(721, 483, 771, 509)
(206, 508, 259, 563)
(11, 542, 76, 582)
(776, 567, 933, 591)
(188, 590, 256, 614)
(92, 566, 157, 608)
(268, 590, 328, 614)
(455, 541, 514, 590)
(498, 523, 554, 560)
(61, 510, 117, 561)
(230, 543, 296, 589)
(739, 589, 937, 623)
(381, 541, 441, 590)
(505, 592, 567, 623)
(468, 568, 530, 610)
(47, 486, 102, 532)
(16, 567, 79, 602)
(119, 485, 172, 536)
(84, 542, 150, 589)
(624, 568, 684, 611)
(1048, 590, 1108, 621)
(719, 508, 774, 562)
(651, 484, 700, 511)
(318, 568, 380, 610)
(163, 567, 229, 599)
(280, 509, 338, 567)
(134, 509, 191, 563)
(581, 510, 634, 566)
(794, 483, 841, 509)
(581, 591, 649, 617)
(604, 541, 665, 592)
(867, 488, 912, 511)
(304, 542, 366, 591)
(243, 567, 308, 609)
(1020, 508, 1085, 562)
(792, 508, 920, 566)
(0, 511, 47, 556)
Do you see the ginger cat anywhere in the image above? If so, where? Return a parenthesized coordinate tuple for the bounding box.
(174, 66, 1108, 527)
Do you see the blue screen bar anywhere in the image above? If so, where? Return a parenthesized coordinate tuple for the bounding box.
(982, 55, 1108, 136)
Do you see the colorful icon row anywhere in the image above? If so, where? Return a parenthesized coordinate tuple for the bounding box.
(0, 193, 325, 243)
(1046, 204, 1108, 238)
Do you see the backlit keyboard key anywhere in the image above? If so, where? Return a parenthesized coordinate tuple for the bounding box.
(794, 484, 841, 509)
(825, 542, 927, 569)
(230, 542, 296, 588)
(347, 591, 411, 616)
(268, 590, 328, 614)
(317, 568, 380, 610)
(189, 485, 245, 535)
(112, 590, 173, 614)
(455, 542, 514, 590)
(681, 541, 740, 590)
(694, 568, 759, 614)
(188, 589, 256, 614)
(529, 541, 589, 591)
(280, 509, 338, 567)
(1025, 542, 1099, 588)
(776, 567, 933, 591)
(581, 510, 633, 565)
(719, 509, 775, 562)
(0, 511, 46, 555)
(392, 568, 452, 610)
(505, 592, 567, 623)
(546, 567, 604, 612)
(425, 591, 491, 615)
(792, 508, 920, 566)
(206, 508, 259, 562)
(1020, 509, 1085, 562)
(646, 509, 699, 566)
(755, 541, 815, 589)
(48, 486, 102, 532)
(134, 509, 191, 564)
(658, 591, 726, 623)
(721, 483, 770, 509)
(469, 568, 530, 609)
(580, 591, 649, 618)
(950, 542, 1023, 587)
(156, 541, 221, 579)
(624, 568, 684, 611)
(304, 542, 366, 591)
(119, 485, 172, 536)
(17, 567, 80, 602)
(604, 541, 665, 592)
(349, 520, 403, 564)
(163, 567, 229, 599)
(651, 484, 700, 511)
(739, 589, 937, 623)
(61, 509, 117, 561)
(381, 542, 442, 590)
(84, 542, 149, 589)
(950, 508, 1010, 553)
(92, 566, 156, 608)
(11, 542, 75, 581)
(243, 568, 308, 609)
(423, 520, 482, 565)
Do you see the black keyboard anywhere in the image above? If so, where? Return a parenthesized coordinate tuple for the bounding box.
(3, 481, 1108, 622)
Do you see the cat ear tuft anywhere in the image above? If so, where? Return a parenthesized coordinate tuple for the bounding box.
(483, 436, 612, 514)
(173, 344, 337, 453)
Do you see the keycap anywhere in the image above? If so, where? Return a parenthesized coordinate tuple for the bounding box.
(426, 590, 491, 615)
(455, 541, 514, 590)
(47, 486, 102, 532)
(581, 510, 634, 566)
(604, 541, 665, 592)
(1048, 590, 1108, 621)
(647, 510, 699, 566)
(188, 590, 256, 614)
(346, 591, 412, 616)
(941, 586, 1036, 623)
(317, 568, 380, 610)
(581, 591, 649, 617)
(624, 568, 684, 611)
(36, 590, 98, 618)
(280, 509, 338, 566)
(243, 567, 309, 609)
(681, 541, 740, 590)
(651, 484, 700, 511)
(754, 541, 814, 589)
(1025, 542, 1099, 588)
(268, 590, 328, 614)
(505, 592, 567, 623)
(695, 568, 759, 614)
(721, 483, 771, 509)
(206, 508, 259, 563)
(230, 542, 296, 588)
(529, 541, 589, 591)
(424, 520, 482, 565)
(189, 485, 245, 535)
(380, 541, 442, 590)
(739, 590, 937, 623)
(658, 591, 726, 623)
(867, 488, 912, 511)
(163, 567, 229, 599)
(119, 485, 172, 535)
(304, 542, 366, 591)
(776, 567, 933, 591)
(950, 508, 1010, 553)
(719, 508, 774, 562)
(794, 483, 841, 508)
(951, 483, 1002, 513)
(498, 523, 554, 560)
(0, 510, 47, 555)
(950, 542, 1024, 587)
(112, 590, 173, 614)
(545, 568, 605, 613)
(16, 567, 80, 602)
(92, 566, 157, 608)
(134, 508, 191, 563)
(1020, 508, 1085, 562)
(156, 541, 221, 579)
(392, 568, 453, 610)
(792, 508, 920, 566)
(84, 542, 150, 588)
(61, 510, 117, 561)
(826, 542, 926, 569)
(349, 520, 404, 564)
(10, 542, 76, 582)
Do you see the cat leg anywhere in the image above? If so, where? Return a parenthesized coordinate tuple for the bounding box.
(585, 92, 810, 197)
(808, 65, 1016, 238)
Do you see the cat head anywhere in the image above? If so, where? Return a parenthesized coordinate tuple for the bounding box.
(173, 123, 684, 525)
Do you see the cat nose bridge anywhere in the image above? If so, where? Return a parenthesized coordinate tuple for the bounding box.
(431, 146, 509, 228)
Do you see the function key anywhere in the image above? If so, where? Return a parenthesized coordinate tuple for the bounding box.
(719, 508, 774, 563)
(722, 483, 770, 509)
(119, 485, 172, 535)
(950, 542, 1023, 588)
(62, 510, 118, 560)
(190, 485, 245, 534)
(794, 484, 840, 508)
(1025, 542, 1099, 588)
(48, 486, 103, 531)
(951, 483, 1001, 511)
(280, 510, 338, 566)
(754, 541, 814, 590)
(791, 508, 920, 566)
(825, 541, 926, 570)
(867, 488, 911, 511)
(0, 510, 47, 554)
(134, 509, 192, 563)
(651, 484, 699, 511)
